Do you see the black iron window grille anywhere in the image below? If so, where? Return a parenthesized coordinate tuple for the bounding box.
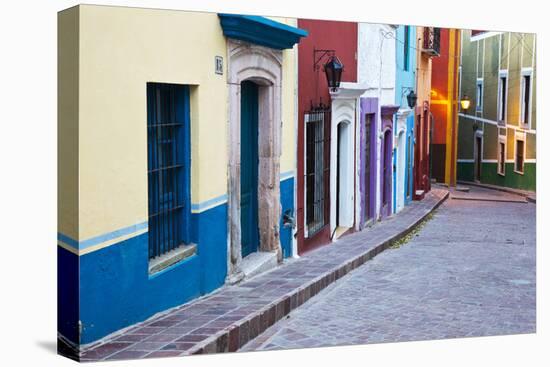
(305, 105, 330, 237)
(422, 27, 441, 57)
(147, 83, 191, 260)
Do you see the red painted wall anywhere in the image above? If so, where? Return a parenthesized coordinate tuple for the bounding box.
(296, 19, 357, 254)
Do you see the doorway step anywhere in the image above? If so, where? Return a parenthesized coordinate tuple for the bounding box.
(240, 251, 278, 280)
(332, 226, 351, 241)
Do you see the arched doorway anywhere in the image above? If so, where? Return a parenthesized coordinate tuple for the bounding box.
(329, 85, 368, 239)
(379, 105, 399, 218)
(336, 121, 353, 230)
(226, 40, 284, 281)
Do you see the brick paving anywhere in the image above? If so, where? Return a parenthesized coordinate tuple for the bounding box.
(70, 189, 448, 362)
(241, 186, 536, 351)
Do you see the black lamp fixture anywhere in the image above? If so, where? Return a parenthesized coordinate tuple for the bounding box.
(314, 49, 344, 92)
(323, 55, 344, 92)
(406, 90, 418, 109)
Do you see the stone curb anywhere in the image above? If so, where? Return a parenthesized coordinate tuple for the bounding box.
(185, 190, 449, 355)
(457, 180, 536, 203)
(450, 196, 527, 204)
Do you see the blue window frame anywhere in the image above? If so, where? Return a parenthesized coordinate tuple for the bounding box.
(146, 83, 191, 259)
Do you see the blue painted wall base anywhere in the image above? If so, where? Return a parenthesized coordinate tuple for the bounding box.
(279, 177, 294, 258)
(59, 177, 294, 345)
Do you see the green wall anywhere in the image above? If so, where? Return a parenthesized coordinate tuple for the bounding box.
(457, 162, 536, 191)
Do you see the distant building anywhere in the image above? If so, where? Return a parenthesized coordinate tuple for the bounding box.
(456, 30, 536, 191)
(414, 27, 440, 199)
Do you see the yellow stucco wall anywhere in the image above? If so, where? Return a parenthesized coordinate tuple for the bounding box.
(58, 6, 80, 241)
(78, 5, 228, 240)
(64, 6, 298, 241)
(276, 17, 298, 176)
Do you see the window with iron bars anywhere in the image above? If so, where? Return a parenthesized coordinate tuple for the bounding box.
(146, 83, 191, 260)
(305, 107, 330, 237)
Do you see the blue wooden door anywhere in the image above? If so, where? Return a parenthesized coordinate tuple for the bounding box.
(240, 81, 259, 257)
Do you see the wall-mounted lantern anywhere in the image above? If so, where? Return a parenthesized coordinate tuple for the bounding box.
(324, 56, 344, 92)
(314, 49, 344, 92)
(460, 94, 471, 110)
(406, 90, 418, 109)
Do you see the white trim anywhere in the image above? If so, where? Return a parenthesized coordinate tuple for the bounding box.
(456, 158, 524, 165)
(497, 135, 507, 176)
(476, 78, 484, 112)
(292, 45, 299, 258)
(476, 39, 480, 78)
(520, 67, 533, 129)
(504, 159, 535, 164)
(458, 113, 536, 134)
(474, 130, 484, 181)
(497, 70, 508, 124)
(470, 31, 503, 42)
(514, 130, 526, 174)
(329, 84, 367, 236)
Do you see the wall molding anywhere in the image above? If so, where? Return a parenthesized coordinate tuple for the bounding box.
(458, 113, 536, 134)
(58, 221, 148, 256)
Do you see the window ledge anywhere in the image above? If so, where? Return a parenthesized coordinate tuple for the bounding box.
(149, 243, 197, 275)
(514, 169, 525, 176)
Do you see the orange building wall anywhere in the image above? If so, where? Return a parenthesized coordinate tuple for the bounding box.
(430, 28, 461, 185)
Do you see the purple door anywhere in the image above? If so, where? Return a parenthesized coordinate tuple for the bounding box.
(359, 98, 378, 228)
(380, 106, 399, 218)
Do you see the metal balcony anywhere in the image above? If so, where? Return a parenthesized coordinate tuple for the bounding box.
(422, 27, 441, 57)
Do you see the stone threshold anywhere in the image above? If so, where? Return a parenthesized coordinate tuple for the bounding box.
(71, 189, 448, 362)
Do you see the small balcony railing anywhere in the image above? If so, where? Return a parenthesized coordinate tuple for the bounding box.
(422, 27, 441, 57)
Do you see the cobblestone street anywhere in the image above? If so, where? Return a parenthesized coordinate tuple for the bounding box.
(242, 186, 536, 351)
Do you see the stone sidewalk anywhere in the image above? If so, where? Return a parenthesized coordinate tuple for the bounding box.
(73, 189, 448, 362)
